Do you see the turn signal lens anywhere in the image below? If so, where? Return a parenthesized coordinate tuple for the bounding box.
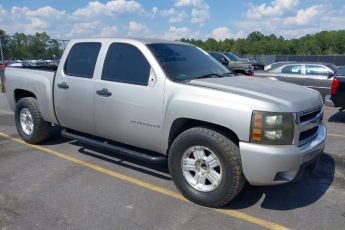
(252, 129, 262, 141)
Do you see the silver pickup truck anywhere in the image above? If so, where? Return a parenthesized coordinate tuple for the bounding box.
(5, 38, 326, 207)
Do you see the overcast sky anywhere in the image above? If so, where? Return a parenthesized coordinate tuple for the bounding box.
(0, 0, 344, 40)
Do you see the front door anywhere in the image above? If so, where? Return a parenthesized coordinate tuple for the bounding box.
(93, 42, 164, 152)
(277, 64, 304, 86)
(54, 42, 101, 134)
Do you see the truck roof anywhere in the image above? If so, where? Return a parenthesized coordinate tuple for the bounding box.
(69, 37, 190, 46)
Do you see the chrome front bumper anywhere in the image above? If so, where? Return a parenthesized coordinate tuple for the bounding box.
(239, 124, 326, 185)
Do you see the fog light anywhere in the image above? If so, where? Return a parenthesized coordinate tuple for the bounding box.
(264, 130, 283, 140)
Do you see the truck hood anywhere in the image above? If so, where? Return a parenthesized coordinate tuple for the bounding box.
(188, 77, 323, 112)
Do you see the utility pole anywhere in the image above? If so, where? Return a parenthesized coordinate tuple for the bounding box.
(0, 36, 4, 64)
(62, 39, 69, 50)
(0, 36, 4, 93)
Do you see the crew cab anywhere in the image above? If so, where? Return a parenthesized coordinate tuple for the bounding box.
(5, 38, 326, 207)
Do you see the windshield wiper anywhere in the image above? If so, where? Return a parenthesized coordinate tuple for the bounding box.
(194, 73, 225, 80)
(223, 72, 233, 76)
(179, 72, 233, 83)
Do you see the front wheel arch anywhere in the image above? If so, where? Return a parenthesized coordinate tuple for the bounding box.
(168, 118, 240, 154)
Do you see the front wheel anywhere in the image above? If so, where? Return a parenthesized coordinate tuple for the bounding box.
(15, 97, 52, 144)
(168, 127, 246, 207)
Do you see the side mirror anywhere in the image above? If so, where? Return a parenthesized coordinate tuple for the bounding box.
(221, 57, 229, 66)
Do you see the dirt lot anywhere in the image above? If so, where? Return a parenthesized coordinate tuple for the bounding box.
(0, 93, 344, 230)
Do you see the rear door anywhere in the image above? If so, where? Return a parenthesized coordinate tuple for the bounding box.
(304, 65, 333, 98)
(276, 64, 303, 85)
(54, 42, 101, 134)
(93, 42, 165, 152)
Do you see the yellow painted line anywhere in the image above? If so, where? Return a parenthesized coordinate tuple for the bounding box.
(0, 132, 290, 230)
(328, 133, 345, 139)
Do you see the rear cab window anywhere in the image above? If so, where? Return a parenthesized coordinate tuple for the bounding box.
(64, 42, 101, 78)
(281, 65, 302, 74)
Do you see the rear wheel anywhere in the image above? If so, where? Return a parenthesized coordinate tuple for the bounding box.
(15, 97, 52, 144)
(168, 127, 246, 207)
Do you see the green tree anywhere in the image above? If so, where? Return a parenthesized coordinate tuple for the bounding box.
(8, 33, 31, 59)
(181, 30, 345, 55)
(0, 29, 10, 60)
(247, 31, 264, 42)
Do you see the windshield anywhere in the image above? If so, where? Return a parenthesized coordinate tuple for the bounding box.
(223, 52, 241, 61)
(325, 63, 339, 72)
(147, 43, 230, 82)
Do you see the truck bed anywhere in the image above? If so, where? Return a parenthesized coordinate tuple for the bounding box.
(11, 65, 58, 71)
(4, 67, 58, 124)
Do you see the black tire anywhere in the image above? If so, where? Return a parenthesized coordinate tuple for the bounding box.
(168, 127, 245, 207)
(15, 97, 52, 144)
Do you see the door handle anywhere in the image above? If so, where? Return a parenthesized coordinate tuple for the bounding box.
(57, 82, 69, 89)
(96, 88, 112, 97)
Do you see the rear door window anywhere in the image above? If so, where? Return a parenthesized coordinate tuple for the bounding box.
(102, 43, 151, 85)
(305, 65, 332, 76)
(64, 42, 101, 78)
(281, 65, 302, 74)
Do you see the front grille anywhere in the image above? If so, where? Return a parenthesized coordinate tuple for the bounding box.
(296, 107, 323, 146)
(299, 109, 322, 123)
(299, 127, 319, 142)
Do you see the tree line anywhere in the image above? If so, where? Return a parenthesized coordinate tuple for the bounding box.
(0, 29, 64, 60)
(1, 29, 345, 60)
(180, 30, 345, 55)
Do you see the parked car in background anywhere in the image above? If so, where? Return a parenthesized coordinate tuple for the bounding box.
(223, 52, 265, 71)
(7, 60, 59, 70)
(255, 62, 339, 98)
(209, 52, 254, 76)
(325, 66, 345, 111)
(6, 60, 25, 67)
(240, 57, 265, 68)
(264, 61, 296, 71)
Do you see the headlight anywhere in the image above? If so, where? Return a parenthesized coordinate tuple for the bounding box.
(250, 111, 294, 145)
